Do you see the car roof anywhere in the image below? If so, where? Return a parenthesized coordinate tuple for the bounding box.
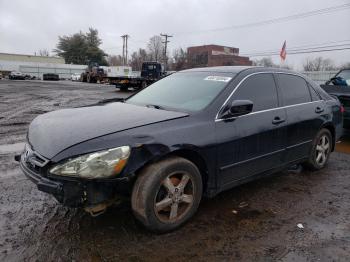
(180, 66, 296, 75)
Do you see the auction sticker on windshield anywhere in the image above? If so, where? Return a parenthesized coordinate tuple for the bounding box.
(204, 76, 232, 82)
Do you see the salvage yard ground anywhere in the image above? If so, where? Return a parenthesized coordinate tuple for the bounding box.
(0, 79, 350, 261)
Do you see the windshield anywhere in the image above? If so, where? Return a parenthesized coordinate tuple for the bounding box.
(142, 64, 158, 71)
(126, 72, 234, 112)
(336, 69, 350, 85)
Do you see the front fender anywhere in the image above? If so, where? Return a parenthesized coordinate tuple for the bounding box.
(120, 143, 207, 179)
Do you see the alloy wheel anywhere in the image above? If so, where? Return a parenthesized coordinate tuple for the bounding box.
(154, 172, 194, 223)
(315, 134, 330, 166)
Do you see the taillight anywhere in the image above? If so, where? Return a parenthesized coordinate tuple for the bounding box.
(340, 105, 345, 113)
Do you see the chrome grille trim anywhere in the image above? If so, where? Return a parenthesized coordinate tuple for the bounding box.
(23, 144, 49, 168)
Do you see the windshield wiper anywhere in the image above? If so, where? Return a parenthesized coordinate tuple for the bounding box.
(145, 104, 164, 110)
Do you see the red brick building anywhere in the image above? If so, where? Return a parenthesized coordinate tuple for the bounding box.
(187, 44, 252, 68)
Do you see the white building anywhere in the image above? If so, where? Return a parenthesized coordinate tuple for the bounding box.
(0, 53, 86, 79)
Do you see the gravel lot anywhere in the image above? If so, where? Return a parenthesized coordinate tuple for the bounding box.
(1, 79, 350, 262)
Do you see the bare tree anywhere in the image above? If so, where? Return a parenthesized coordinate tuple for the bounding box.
(38, 49, 50, 56)
(107, 55, 123, 66)
(171, 47, 187, 71)
(147, 35, 163, 62)
(340, 62, 350, 70)
(252, 57, 293, 69)
(303, 57, 337, 71)
(252, 57, 276, 67)
(130, 48, 148, 71)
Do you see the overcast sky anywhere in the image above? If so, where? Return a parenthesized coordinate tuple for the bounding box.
(1, 0, 349, 69)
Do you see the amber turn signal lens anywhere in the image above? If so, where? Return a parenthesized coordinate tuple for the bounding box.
(114, 158, 128, 174)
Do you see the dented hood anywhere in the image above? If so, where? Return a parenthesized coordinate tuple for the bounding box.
(28, 102, 188, 159)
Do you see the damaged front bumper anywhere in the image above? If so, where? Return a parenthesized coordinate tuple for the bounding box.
(16, 149, 132, 214)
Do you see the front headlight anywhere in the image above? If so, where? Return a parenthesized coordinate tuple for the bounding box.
(50, 146, 130, 179)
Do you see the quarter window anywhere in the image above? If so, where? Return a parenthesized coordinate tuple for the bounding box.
(308, 84, 321, 101)
(277, 74, 311, 105)
(232, 73, 278, 112)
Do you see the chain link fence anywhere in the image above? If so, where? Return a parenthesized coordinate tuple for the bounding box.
(301, 71, 338, 85)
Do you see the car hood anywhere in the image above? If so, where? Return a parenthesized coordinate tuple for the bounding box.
(28, 102, 188, 159)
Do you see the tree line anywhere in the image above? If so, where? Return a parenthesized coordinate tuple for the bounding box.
(54, 28, 349, 71)
(253, 57, 350, 71)
(54, 29, 187, 71)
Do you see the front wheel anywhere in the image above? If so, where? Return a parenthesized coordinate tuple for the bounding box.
(131, 157, 202, 233)
(303, 128, 332, 170)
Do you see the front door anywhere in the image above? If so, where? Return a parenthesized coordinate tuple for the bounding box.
(215, 73, 287, 189)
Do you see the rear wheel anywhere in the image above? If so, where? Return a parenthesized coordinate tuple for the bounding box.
(87, 74, 92, 83)
(81, 74, 86, 82)
(303, 128, 332, 170)
(131, 157, 202, 233)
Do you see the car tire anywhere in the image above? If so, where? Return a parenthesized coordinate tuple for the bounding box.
(131, 156, 202, 233)
(303, 128, 332, 170)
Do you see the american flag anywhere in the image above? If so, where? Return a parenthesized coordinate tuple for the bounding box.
(280, 41, 287, 61)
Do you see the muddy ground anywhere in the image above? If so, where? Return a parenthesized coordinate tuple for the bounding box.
(0, 79, 350, 262)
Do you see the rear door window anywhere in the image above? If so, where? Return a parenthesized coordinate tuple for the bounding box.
(232, 73, 278, 112)
(277, 74, 311, 106)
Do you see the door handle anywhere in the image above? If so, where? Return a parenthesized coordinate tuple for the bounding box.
(315, 107, 324, 113)
(272, 116, 286, 125)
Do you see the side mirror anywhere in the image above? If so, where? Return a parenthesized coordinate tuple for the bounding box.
(223, 100, 253, 119)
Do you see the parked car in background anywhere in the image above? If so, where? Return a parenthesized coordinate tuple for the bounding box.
(9, 71, 25, 80)
(0, 72, 2, 79)
(24, 74, 36, 80)
(321, 68, 350, 129)
(17, 66, 343, 232)
(71, 73, 81, 81)
(43, 73, 59, 81)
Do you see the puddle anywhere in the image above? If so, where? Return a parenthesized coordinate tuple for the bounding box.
(0, 169, 21, 178)
(336, 134, 350, 154)
(0, 142, 25, 155)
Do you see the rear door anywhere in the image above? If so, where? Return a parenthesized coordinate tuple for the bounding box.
(275, 73, 324, 162)
(216, 73, 287, 189)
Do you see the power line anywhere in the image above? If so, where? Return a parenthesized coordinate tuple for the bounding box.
(242, 43, 350, 56)
(102, 4, 350, 57)
(241, 39, 350, 56)
(243, 45, 350, 57)
(175, 3, 350, 35)
(284, 47, 350, 55)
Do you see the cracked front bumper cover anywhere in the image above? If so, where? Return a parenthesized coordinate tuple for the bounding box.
(19, 157, 65, 202)
(17, 152, 131, 208)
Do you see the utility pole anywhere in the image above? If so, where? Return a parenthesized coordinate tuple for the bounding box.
(121, 34, 130, 65)
(126, 35, 129, 65)
(160, 33, 173, 71)
(121, 35, 125, 65)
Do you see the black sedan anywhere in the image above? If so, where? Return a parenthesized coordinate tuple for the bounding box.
(17, 66, 343, 232)
(321, 68, 350, 129)
(43, 73, 59, 81)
